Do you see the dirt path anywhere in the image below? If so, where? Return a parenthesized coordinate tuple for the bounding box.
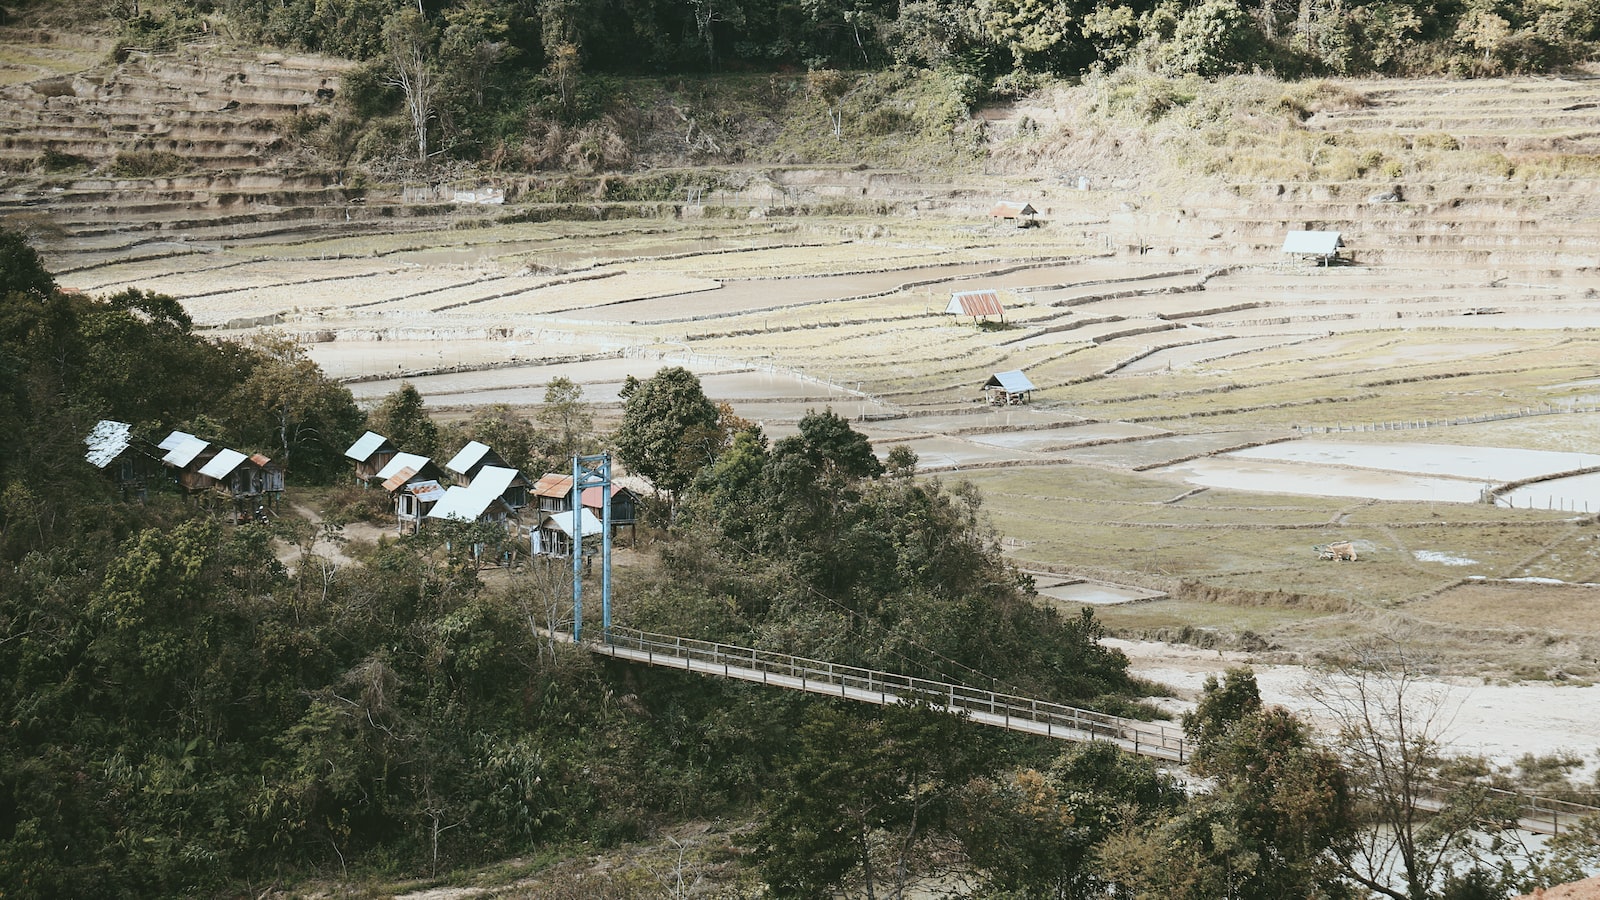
(272, 502, 391, 573)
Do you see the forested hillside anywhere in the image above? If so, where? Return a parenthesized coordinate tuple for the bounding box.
(9, 0, 1594, 179)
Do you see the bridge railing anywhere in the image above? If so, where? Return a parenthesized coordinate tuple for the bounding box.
(585, 627, 1600, 834)
(595, 625, 1189, 762)
(1412, 781, 1600, 836)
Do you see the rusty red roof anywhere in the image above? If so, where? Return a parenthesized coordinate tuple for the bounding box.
(533, 473, 575, 498)
(946, 290, 1005, 318)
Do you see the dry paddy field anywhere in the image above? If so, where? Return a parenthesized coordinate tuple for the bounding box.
(50, 210, 1600, 683)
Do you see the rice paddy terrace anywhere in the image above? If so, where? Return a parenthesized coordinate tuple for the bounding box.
(5, 38, 1600, 677)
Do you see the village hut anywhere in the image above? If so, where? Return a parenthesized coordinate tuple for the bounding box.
(376, 452, 448, 532)
(445, 442, 529, 509)
(85, 420, 160, 498)
(580, 483, 641, 541)
(1281, 230, 1344, 265)
(427, 472, 519, 530)
(946, 289, 1006, 324)
(533, 507, 604, 558)
(158, 429, 196, 453)
(532, 472, 577, 515)
(983, 370, 1036, 405)
(198, 449, 285, 521)
(988, 200, 1038, 227)
(344, 431, 399, 485)
(161, 433, 219, 494)
(426, 480, 518, 564)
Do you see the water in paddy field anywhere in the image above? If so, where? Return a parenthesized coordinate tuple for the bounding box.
(1158, 456, 1492, 503)
(1161, 441, 1600, 507)
(1502, 471, 1600, 513)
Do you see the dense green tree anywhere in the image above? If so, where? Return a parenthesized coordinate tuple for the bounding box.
(613, 366, 723, 498)
(959, 742, 1185, 898)
(536, 375, 594, 465)
(369, 381, 441, 459)
(751, 699, 990, 898)
(1156, 0, 1263, 74)
(1101, 668, 1354, 899)
(0, 228, 55, 298)
(222, 334, 363, 481)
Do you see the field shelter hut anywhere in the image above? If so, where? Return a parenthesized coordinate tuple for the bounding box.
(984, 370, 1036, 405)
(946, 289, 1006, 324)
(345, 431, 400, 485)
(1281, 230, 1344, 265)
(85, 420, 161, 498)
(426, 481, 517, 565)
(445, 442, 530, 510)
(989, 200, 1038, 227)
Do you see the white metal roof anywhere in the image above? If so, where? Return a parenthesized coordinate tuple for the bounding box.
(376, 452, 432, 481)
(158, 429, 195, 451)
(1281, 230, 1343, 255)
(445, 440, 492, 475)
(85, 420, 132, 468)
(427, 486, 485, 521)
(162, 435, 210, 467)
(427, 465, 521, 521)
(542, 508, 603, 538)
(344, 430, 391, 461)
(470, 465, 519, 498)
(199, 448, 250, 479)
(986, 370, 1036, 392)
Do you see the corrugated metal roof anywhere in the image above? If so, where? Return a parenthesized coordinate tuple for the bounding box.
(946, 290, 1005, 317)
(376, 452, 432, 482)
(445, 440, 492, 475)
(199, 448, 250, 480)
(249, 453, 273, 468)
(344, 430, 392, 461)
(381, 466, 419, 493)
(470, 465, 519, 500)
(428, 473, 515, 521)
(542, 508, 603, 538)
(85, 420, 132, 469)
(580, 484, 631, 509)
(1281, 230, 1343, 255)
(159, 429, 196, 452)
(163, 435, 210, 467)
(408, 479, 446, 502)
(533, 473, 575, 498)
(986, 370, 1036, 392)
(426, 485, 482, 521)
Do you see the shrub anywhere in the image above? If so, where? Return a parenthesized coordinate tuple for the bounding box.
(37, 148, 91, 173)
(110, 150, 186, 177)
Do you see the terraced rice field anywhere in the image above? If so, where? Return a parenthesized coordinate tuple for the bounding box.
(13, 42, 1600, 677)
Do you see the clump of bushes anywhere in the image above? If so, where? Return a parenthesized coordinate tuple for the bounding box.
(110, 150, 187, 177)
(36, 147, 91, 173)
